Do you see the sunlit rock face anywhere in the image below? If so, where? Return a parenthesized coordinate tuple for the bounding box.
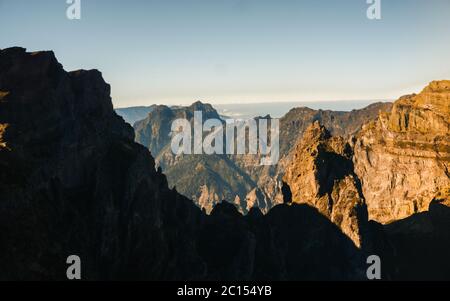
(283, 122, 365, 247)
(353, 81, 450, 224)
(282, 81, 449, 243)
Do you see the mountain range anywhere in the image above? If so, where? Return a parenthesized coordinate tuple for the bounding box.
(1, 47, 449, 280)
(121, 100, 393, 215)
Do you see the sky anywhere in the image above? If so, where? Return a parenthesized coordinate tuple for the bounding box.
(1, 0, 450, 108)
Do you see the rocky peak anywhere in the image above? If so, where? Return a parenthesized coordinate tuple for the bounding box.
(0, 48, 134, 157)
(421, 79, 450, 95)
(301, 121, 332, 143)
(134, 101, 222, 158)
(152, 104, 172, 114)
(386, 80, 449, 135)
(183, 101, 221, 121)
(283, 122, 365, 247)
(189, 100, 216, 113)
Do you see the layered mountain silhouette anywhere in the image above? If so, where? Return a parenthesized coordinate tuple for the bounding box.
(0, 47, 449, 280)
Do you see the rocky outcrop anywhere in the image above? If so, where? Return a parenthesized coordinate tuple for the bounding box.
(278, 102, 393, 157)
(227, 102, 393, 213)
(354, 81, 450, 223)
(283, 81, 449, 242)
(283, 122, 365, 246)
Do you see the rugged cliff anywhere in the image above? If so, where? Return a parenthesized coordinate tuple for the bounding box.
(354, 81, 450, 223)
(230, 103, 393, 213)
(283, 122, 365, 246)
(283, 81, 449, 244)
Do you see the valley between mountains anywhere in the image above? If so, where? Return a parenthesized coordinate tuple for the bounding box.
(125, 100, 394, 216)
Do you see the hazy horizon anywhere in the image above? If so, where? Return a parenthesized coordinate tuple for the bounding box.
(114, 98, 392, 108)
(115, 99, 393, 120)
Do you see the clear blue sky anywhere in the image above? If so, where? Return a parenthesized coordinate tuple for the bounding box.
(1, 0, 450, 107)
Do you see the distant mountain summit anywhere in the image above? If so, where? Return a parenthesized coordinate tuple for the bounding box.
(133, 101, 259, 213)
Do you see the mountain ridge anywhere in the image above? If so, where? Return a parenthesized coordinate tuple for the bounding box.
(132, 99, 392, 214)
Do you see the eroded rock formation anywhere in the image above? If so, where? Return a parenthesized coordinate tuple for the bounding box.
(283, 122, 365, 246)
(354, 81, 450, 223)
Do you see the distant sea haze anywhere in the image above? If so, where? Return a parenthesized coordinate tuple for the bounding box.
(214, 100, 392, 119)
(114, 100, 392, 125)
